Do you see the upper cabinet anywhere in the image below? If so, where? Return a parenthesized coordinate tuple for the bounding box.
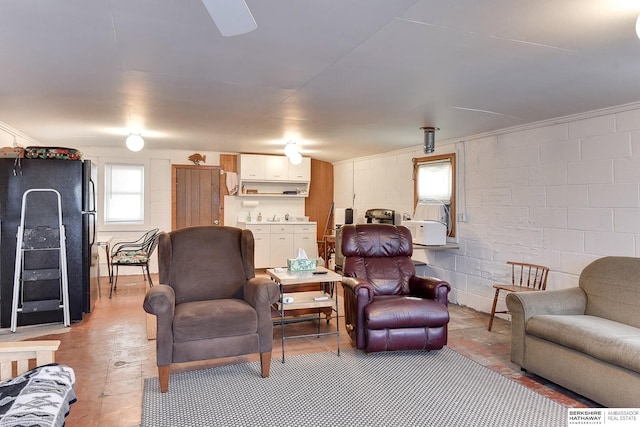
(239, 154, 266, 180)
(288, 157, 311, 181)
(238, 154, 311, 197)
(264, 155, 290, 181)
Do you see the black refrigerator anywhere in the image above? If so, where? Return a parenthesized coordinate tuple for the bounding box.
(0, 158, 98, 328)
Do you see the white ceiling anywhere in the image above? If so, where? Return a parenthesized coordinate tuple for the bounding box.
(1, 1, 640, 163)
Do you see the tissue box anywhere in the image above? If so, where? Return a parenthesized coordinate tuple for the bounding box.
(287, 258, 317, 271)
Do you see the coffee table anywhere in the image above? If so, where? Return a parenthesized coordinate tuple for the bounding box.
(267, 266, 342, 362)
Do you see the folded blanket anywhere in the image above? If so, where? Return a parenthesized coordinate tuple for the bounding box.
(0, 364, 76, 427)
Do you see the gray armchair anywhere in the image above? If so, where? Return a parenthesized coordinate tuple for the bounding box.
(143, 226, 279, 392)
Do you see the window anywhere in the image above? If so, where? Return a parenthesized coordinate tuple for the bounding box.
(413, 153, 456, 237)
(104, 163, 144, 223)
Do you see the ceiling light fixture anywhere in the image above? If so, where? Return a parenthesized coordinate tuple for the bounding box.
(284, 141, 299, 157)
(636, 14, 640, 39)
(288, 151, 303, 165)
(126, 134, 144, 152)
(284, 141, 302, 164)
(420, 126, 439, 154)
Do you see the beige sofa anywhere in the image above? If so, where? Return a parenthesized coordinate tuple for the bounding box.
(506, 256, 640, 407)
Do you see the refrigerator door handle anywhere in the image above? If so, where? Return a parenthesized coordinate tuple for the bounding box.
(89, 178, 96, 212)
(87, 212, 96, 246)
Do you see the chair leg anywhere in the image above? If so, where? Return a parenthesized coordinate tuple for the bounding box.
(260, 352, 271, 378)
(159, 365, 170, 393)
(488, 288, 500, 331)
(109, 265, 118, 298)
(144, 264, 154, 287)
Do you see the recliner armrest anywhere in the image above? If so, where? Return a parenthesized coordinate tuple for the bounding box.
(143, 285, 176, 318)
(342, 277, 375, 349)
(409, 276, 451, 305)
(244, 277, 279, 353)
(143, 285, 176, 367)
(244, 277, 279, 308)
(341, 277, 374, 300)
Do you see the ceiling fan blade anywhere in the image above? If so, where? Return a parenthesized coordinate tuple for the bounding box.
(201, 0, 257, 37)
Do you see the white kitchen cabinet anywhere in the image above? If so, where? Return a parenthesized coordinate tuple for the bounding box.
(240, 222, 317, 268)
(265, 156, 290, 181)
(237, 154, 311, 197)
(293, 233, 317, 259)
(293, 223, 318, 262)
(270, 224, 295, 267)
(270, 224, 296, 234)
(288, 157, 311, 181)
(245, 224, 271, 268)
(239, 154, 266, 180)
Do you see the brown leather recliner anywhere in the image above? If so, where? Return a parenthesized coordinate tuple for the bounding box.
(341, 224, 451, 352)
(143, 226, 279, 392)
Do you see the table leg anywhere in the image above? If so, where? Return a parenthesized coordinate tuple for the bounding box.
(335, 281, 340, 356)
(105, 242, 112, 283)
(280, 282, 286, 363)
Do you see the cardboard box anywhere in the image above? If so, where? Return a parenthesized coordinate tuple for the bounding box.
(287, 258, 317, 271)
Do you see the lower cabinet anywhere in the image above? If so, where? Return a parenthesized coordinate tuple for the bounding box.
(244, 223, 317, 268)
(270, 230, 294, 267)
(249, 225, 271, 269)
(293, 224, 317, 260)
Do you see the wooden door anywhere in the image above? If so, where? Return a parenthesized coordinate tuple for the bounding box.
(305, 159, 334, 241)
(172, 165, 221, 230)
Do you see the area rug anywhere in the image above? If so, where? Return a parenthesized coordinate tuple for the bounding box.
(142, 348, 567, 427)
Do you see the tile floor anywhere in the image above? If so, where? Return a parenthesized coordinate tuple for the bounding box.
(27, 273, 596, 427)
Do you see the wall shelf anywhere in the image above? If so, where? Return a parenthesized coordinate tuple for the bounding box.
(238, 154, 310, 197)
(239, 181, 309, 197)
(238, 193, 308, 198)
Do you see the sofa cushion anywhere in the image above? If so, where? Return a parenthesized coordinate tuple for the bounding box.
(173, 299, 258, 343)
(526, 314, 640, 373)
(112, 250, 148, 264)
(365, 296, 449, 329)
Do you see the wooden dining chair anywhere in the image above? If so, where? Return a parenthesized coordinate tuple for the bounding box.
(487, 261, 550, 331)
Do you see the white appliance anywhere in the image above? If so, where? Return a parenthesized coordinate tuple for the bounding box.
(414, 202, 448, 224)
(403, 220, 447, 246)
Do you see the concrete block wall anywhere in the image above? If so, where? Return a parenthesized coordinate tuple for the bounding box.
(334, 102, 640, 315)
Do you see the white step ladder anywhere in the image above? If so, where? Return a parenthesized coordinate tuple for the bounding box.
(11, 189, 70, 332)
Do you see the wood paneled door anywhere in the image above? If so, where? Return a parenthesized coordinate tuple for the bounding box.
(172, 165, 221, 230)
